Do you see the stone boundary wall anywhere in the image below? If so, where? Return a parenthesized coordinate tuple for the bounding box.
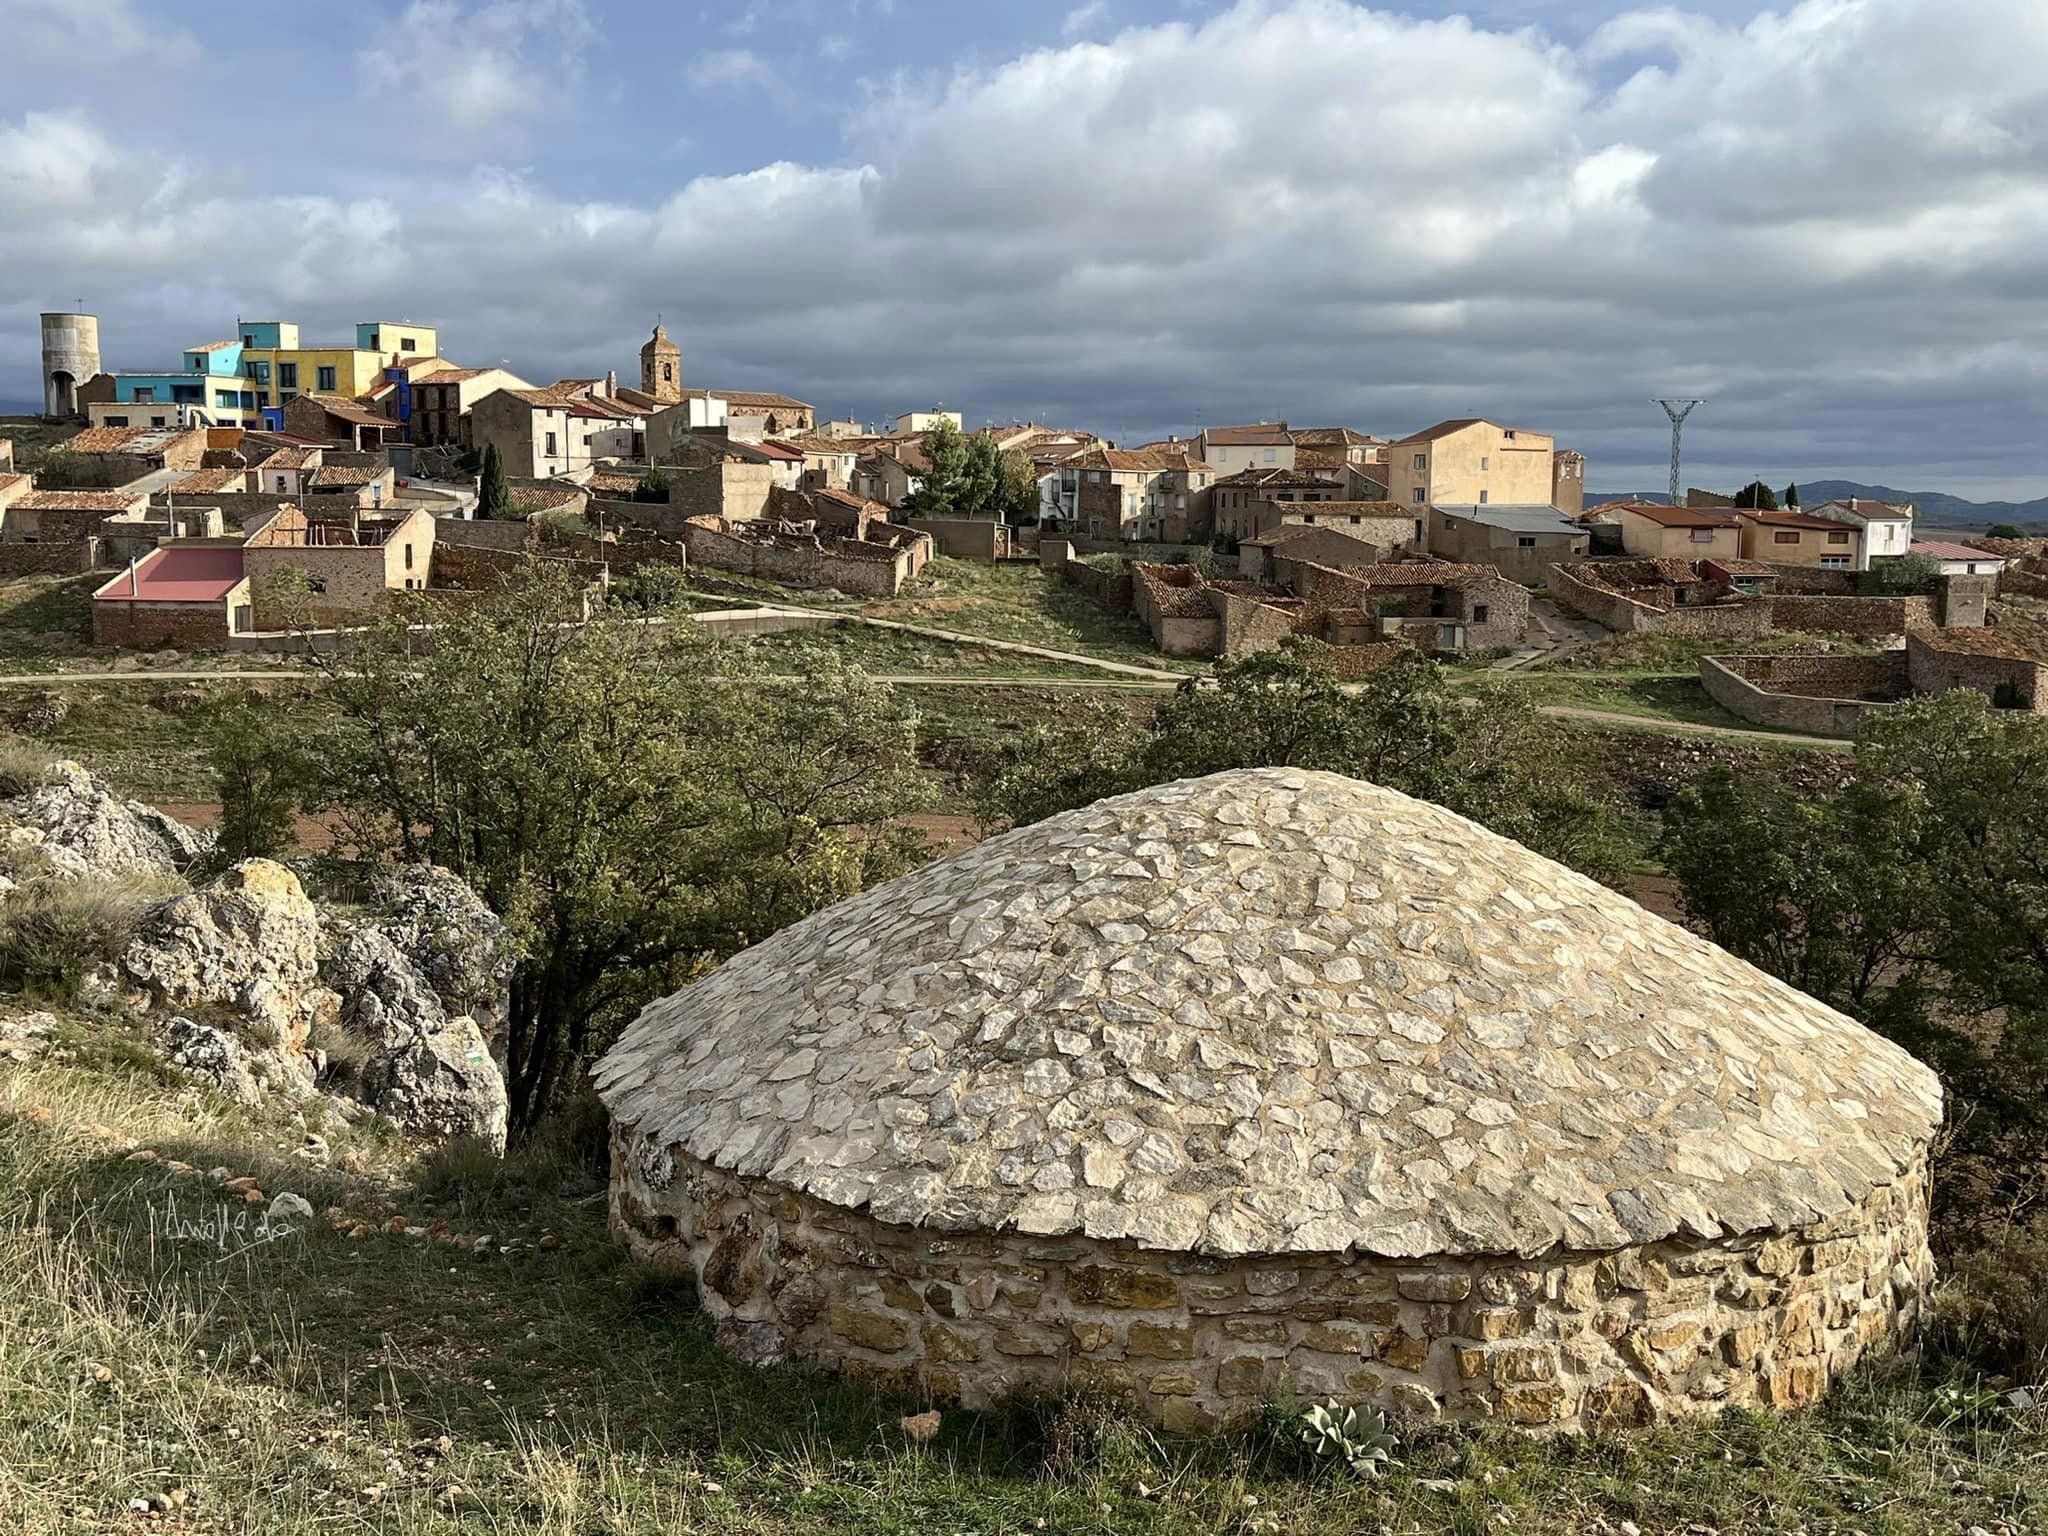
(1772, 594, 1934, 638)
(1324, 642, 1410, 679)
(1549, 564, 1772, 640)
(1062, 558, 1134, 615)
(432, 517, 533, 553)
(93, 598, 233, 650)
(429, 541, 606, 590)
(679, 516, 919, 599)
(1699, 654, 1904, 738)
(612, 1139, 1932, 1435)
(0, 538, 97, 576)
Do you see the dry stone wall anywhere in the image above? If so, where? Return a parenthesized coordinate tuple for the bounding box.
(613, 1142, 1931, 1434)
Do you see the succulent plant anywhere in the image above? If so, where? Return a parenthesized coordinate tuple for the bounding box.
(1300, 1402, 1397, 1477)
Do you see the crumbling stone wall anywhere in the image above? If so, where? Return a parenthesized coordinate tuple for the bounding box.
(0, 539, 96, 576)
(1772, 595, 1936, 637)
(612, 1140, 1932, 1435)
(679, 516, 920, 598)
(1700, 654, 1905, 738)
(1907, 634, 2048, 711)
(1550, 565, 1772, 639)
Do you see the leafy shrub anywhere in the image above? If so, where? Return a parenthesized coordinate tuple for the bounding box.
(1935, 1213, 2048, 1383)
(0, 878, 155, 1001)
(633, 466, 671, 503)
(305, 1013, 373, 1091)
(0, 735, 57, 798)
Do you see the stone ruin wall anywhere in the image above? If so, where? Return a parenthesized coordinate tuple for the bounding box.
(612, 1137, 1933, 1435)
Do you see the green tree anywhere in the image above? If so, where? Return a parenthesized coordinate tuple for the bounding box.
(301, 567, 931, 1129)
(477, 442, 510, 519)
(976, 640, 1635, 886)
(955, 432, 1004, 519)
(1858, 551, 1942, 595)
(1783, 481, 1800, 508)
(999, 448, 1041, 525)
(901, 419, 967, 518)
(207, 691, 314, 864)
(1661, 692, 2048, 1211)
(1733, 480, 1779, 509)
(633, 465, 671, 504)
(1989, 523, 2026, 540)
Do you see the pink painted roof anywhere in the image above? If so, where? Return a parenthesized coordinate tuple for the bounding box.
(95, 546, 245, 605)
(1911, 539, 2002, 562)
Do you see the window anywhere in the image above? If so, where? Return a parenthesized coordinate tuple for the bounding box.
(1827, 531, 1850, 544)
(662, 363, 673, 382)
(1503, 429, 1517, 440)
(1263, 448, 1277, 463)
(276, 475, 288, 492)
(403, 543, 413, 569)
(278, 363, 298, 388)
(317, 366, 337, 392)
(1349, 515, 1361, 524)
(401, 337, 416, 352)
(545, 431, 558, 456)
(1411, 488, 1425, 504)
(1518, 536, 1537, 548)
(216, 392, 238, 408)
(150, 416, 166, 427)
(281, 390, 297, 403)
(133, 387, 155, 403)
(104, 414, 129, 426)
(372, 483, 383, 508)
(1773, 530, 1799, 545)
(1481, 456, 1490, 470)
(1478, 490, 1489, 505)
(242, 334, 255, 348)
(1413, 453, 1427, 470)
(1820, 556, 1850, 570)
(308, 577, 327, 595)
(1473, 604, 1490, 624)
(1691, 528, 1716, 543)
(1303, 514, 1316, 524)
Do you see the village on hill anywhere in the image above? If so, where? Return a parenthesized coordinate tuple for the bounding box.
(4, 303, 2048, 1534)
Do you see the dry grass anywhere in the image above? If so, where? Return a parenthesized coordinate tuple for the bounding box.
(3, 1020, 2048, 1533)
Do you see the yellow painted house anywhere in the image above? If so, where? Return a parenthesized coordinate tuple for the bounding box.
(234, 319, 441, 411)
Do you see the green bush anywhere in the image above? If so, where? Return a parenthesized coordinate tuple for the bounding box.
(1936, 1213, 2048, 1383)
(0, 878, 156, 1001)
(0, 735, 57, 798)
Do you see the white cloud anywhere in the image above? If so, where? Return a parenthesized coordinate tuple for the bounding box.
(1062, 1, 1111, 38)
(687, 47, 777, 91)
(7, 0, 2048, 490)
(357, 0, 592, 139)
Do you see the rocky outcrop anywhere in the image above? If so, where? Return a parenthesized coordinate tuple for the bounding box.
(369, 864, 515, 1032)
(124, 860, 333, 1053)
(3, 760, 210, 881)
(159, 1014, 314, 1105)
(322, 926, 509, 1150)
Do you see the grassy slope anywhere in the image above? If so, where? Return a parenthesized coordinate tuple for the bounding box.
(3, 1021, 2045, 1533)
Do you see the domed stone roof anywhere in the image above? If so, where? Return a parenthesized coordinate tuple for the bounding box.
(596, 769, 1942, 1260)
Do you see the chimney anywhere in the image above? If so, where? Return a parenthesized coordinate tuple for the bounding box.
(604, 369, 617, 399)
(128, 556, 139, 596)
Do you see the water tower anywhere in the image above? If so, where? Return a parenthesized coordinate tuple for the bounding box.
(40, 311, 101, 418)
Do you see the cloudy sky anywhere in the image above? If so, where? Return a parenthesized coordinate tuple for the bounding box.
(3, 0, 2045, 497)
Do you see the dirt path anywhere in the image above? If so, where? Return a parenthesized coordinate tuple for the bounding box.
(1537, 704, 1850, 750)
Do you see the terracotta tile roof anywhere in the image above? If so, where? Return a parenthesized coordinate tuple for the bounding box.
(1910, 625, 2048, 661)
(414, 367, 491, 384)
(170, 469, 248, 495)
(18, 490, 146, 512)
(1705, 557, 1777, 576)
(1065, 447, 1213, 473)
(184, 339, 240, 353)
(0, 472, 27, 495)
(255, 448, 318, 470)
(587, 473, 643, 495)
(1813, 498, 1913, 519)
(1288, 427, 1382, 447)
(1614, 501, 1741, 529)
(1204, 424, 1292, 446)
(718, 389, 813, 411)
(1394, 418, 1489, 444)
(67, 426, 151, 454)
(1343, 561, 1504, 590)
(753, 439, 806, 462)
(298, 394, 397, 430)
(1739, 509, 1856, 531)
(94, 545, 245, 605)
(310, 465, 388, 488)
(814, 487, 891, 517)
(514, 486, 586, 509)
(1213, 466, 1340, 489)
(506, 389, 642, 421)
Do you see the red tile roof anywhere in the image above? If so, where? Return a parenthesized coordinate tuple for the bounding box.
(1204, 424, 1292, 446)
(1739, 509, 1855, 531)
(1911, 539, 2002, 562)
(17, 490, 146, 512)
(95, 546, 245, 604)
(170, 469, 247, 495)
(1394, 418, 1489, 444)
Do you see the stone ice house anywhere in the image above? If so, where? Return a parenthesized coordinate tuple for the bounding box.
(596, 768, 1941, 1433)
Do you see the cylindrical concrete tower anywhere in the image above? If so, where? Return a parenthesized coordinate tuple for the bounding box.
(40, 312, 101, 419)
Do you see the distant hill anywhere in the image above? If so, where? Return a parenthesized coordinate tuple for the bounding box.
(1589, 480, 2048, 532)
